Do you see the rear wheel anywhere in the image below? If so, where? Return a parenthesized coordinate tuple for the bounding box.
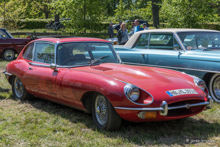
(209, 74, 220, 103)
(92, 94, 121, 131)
(3, 49, 15, 61)
(12, 77, 31, 100)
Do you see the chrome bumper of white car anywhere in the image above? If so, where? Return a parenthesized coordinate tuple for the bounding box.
(115, 96, 213, 116)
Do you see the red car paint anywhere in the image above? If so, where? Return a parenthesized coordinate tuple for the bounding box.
(5, 37, 211, 125)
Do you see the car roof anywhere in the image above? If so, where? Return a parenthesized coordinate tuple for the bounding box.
(135, 28, 220, 34)
(33, 37, 110, 44)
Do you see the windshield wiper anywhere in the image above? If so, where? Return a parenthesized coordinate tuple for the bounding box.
(89, 55, 110, 67)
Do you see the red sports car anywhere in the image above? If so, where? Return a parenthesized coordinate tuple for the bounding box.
(3, 38, 212, 131)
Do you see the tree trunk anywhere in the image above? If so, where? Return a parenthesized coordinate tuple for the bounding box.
(152, 0, 160, 28)
(44, 5, 50, 19)
(84, 0, 86, 33)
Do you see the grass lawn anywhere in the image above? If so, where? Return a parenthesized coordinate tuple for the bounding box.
(0, 58, 219, 147)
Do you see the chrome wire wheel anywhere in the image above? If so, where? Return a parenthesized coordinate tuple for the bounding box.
(209, 74, 220, 103)
(3, 49, 15, 61)
(13, 77, 24, 99)
(95, 95, 108, 125)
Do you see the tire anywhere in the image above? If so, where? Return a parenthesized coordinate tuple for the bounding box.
(3, 49, 15, 61)
(45, 24, 50, 29)
(12, 77, 31, 100)
(209, 73, 220, 103)
(92, 94, 121, 131)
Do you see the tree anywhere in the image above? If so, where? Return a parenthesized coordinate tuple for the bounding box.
(52, 0, 107, 33)
(161, 0, 218, 28)
(152, 0, 161, 28)
(0, 0, 24, 29)
(19, 0, 53, 19)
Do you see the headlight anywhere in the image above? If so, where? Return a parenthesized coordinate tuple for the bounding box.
(124, 84, 140, 101)
(194, 77, 206, 91)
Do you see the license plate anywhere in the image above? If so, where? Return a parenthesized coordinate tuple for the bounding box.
(166, 89, 198, 97)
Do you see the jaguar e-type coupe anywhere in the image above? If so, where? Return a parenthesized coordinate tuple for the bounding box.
(3, 38, 212, 130)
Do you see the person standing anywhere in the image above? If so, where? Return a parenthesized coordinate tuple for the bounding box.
(108, 22, 114, 38)
(115, 21, 122, 31)
(134, 19, 144, 33)
(128, 22, 135, 37)
(117, 23, 128, 45)
(143, 23, 149, 30)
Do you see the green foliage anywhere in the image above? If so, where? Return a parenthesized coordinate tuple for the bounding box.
(51, 0, 107, 34)
(0, 0, 25, 30)
(114, 0, 126, 21)
(161, 0, 219, 28)
(18, 19, 49, 29)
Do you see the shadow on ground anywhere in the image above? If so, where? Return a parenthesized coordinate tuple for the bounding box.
(14, 97, 220, 146)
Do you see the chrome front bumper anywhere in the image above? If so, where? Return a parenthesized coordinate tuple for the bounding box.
(3, 70, 12, 76)
(115, 97, 213, 116)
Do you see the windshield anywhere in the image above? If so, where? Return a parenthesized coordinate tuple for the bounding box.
(56, 42, 119, 66)
(177, 32, 220, 50)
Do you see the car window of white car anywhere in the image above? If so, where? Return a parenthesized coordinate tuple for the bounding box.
(149, 33, 176, 50)
(34, 43, 55, 64)
(178, 32, 220, 50)
(0, 30, 9, 39)
(135, 33, 149, 48)
(23, 43, 34, 60)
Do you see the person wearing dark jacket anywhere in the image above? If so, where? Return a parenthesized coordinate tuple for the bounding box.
(108, 22, 114, 38)
(115, 21, 122, 31)
(117, 23, 128, 45)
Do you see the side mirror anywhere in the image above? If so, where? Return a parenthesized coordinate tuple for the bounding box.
(50, 63, 58, 72)
(174, 44, 180, 50)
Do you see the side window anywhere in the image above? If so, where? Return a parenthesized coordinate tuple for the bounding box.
(0, 30, 9, 39)
(149, 33, 174, 50)
(135, 34, 149, 48)
(23, 43, 34, 60)
(34, 43, 55, 64)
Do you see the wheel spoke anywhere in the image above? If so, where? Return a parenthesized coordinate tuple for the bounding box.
(95, 95, 108, 125)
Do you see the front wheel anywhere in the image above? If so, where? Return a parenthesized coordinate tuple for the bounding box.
(209, 74, 220, 103)
(12, 77, 31, 100)
(3, 49, 15, 61)
(92, 94, 121, 131)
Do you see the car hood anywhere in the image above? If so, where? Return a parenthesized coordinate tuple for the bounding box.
(74, 63, 204, 100)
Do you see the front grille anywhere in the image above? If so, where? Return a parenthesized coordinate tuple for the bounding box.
(167, 100, 205, 117)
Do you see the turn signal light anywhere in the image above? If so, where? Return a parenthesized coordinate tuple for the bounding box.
(138, 111, 157, 119)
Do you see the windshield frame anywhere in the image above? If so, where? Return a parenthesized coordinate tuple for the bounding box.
(55, 41, 121, 68)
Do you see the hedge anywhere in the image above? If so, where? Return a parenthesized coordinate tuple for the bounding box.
(18, 19, 49, 29)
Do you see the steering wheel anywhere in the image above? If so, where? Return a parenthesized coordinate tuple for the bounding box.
(61, 57, 76, 65)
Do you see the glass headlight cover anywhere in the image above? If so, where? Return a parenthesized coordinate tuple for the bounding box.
(124, 84, 140, 102)
(194, 76, 206, 91)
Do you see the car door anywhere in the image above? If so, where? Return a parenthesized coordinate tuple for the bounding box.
(145, 33, 182, 69)
(0, 29, 11, 50)
(24, 42, 58, 98)
(127, 33, 182, 70)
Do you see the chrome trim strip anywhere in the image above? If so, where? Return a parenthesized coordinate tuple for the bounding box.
(29, 62, 50, 67)
(123, 62, 220, 74)
(114, 101, 209, 111)
(2, 70, 12, 76)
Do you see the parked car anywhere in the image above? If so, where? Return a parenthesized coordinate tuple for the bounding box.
(0, 28, 31, 60)
(3, 37, 212, 130)
(113, 29, 220, 103)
